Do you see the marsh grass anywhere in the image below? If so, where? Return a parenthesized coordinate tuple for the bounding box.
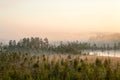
(0, 52, 120, 80)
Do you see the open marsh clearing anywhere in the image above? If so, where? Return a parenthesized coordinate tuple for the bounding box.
(0, 52, 120, 80)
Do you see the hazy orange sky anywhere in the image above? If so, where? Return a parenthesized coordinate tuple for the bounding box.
(0, 0, 120, 41)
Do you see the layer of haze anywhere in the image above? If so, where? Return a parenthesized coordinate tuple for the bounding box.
(0, 0, 120, 41)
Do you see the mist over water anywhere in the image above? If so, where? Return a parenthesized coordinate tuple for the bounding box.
(89, 50, 120, 57)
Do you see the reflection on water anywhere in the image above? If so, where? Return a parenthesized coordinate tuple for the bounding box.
(87, 50, 120, 57)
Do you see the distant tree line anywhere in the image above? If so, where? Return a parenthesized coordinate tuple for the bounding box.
(7, 37, 49, 53)
(8, 37, 49, 49)
(0, 37, 120, 54)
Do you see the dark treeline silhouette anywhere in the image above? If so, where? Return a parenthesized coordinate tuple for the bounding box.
(7, 37, 49, 53)
(0, 37, 120, 54)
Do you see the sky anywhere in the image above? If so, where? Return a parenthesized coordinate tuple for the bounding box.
(0, 0, 120, 41)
